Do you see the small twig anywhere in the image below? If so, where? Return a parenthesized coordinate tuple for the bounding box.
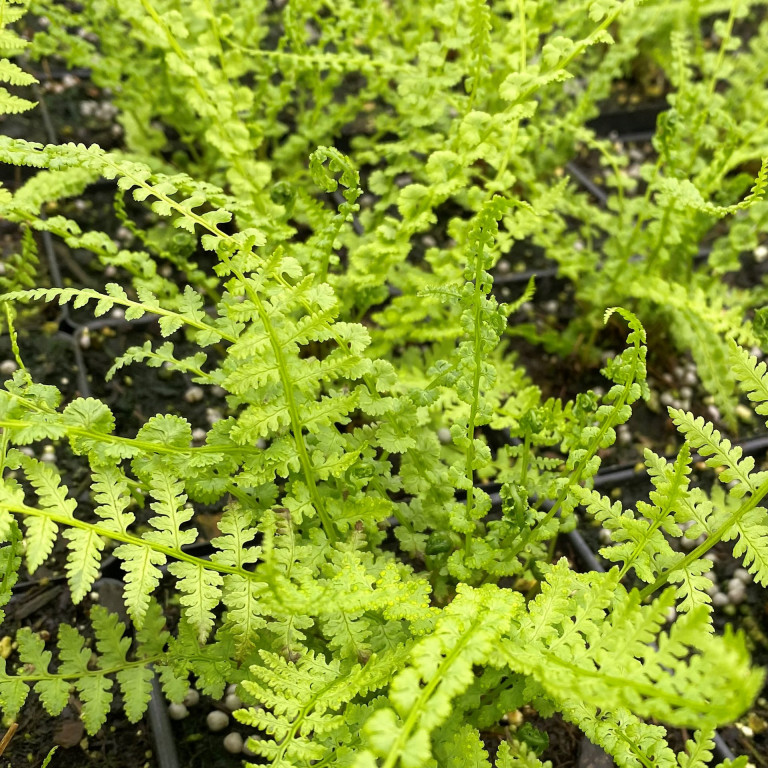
(0, 722, 19, 758)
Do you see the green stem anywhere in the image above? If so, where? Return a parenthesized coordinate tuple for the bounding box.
(242, 280, 337, 544)
(463, 251, 486, 554)
(0, 418, 253, 458)
(518, 432, 530, 487)
(9, 655, 164, 685)
(0, 500, 260, 580)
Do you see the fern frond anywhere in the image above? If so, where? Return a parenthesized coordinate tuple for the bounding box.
(237, 650, 361, 766)
(106, 340, 214, 384)
(0, 0, 37, 117)
(669, 409, 764, 497)
(506, 562, 761, 732)
(730, 340, 768, 426)
(0, 603, 167, 734)
(0, 283, 231, 345)
(361, 584, 523, 768)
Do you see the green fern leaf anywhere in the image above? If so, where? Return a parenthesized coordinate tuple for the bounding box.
(91, 464, 135, 534)
(495, 741, 552, 767)
(63, 527, 104, 603)
(142, 473, 196, 550)
(16, 629, 69, 716)
(167, 561, 223, 643)
(113, 543, 166, 628)
(57, 624, 113, 733)
(92, 606, 154, 722)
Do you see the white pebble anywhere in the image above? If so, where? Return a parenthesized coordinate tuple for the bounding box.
(496, 259, 511, 274)
(104, 265, 117, 278)
(0, 360, 18, 376)
(206, 407, 223, 425)
(754, 244, 768, 261)
(437, 427, 452, 444)
(223, 732, 243, 754)
(683, 370, 697, 386)
(191, 428, 207, 443)
(168, 703, 189, 720)
(226, 683, 238, 696)
(211, 386, 227, 398)
(183, 688, 199, 707)
(598, 528, 612, 545)
(184, 386, 204, 403)
(224, 693, 242, 711)
(665, 607, 676, 623)
(712, 592, 729, 608)
(680, 536, 698, 551)
(40, 446, 56, 463)
(617, 426, 632, 446)
(79, 329, 91, 349)
(735, 404, 753, 423)
(206, 710, 229, 731)
(734, 568, 752, 584)
(727, 583, 746, 605)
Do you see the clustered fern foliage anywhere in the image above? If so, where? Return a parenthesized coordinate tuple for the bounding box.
(1, 1, 768, 767)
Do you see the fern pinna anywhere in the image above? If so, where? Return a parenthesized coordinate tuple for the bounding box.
(0, 134, 765, 767)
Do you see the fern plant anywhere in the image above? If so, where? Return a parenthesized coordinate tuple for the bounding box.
(0, 2, 767, 767)
(22, 0, 768, 420)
